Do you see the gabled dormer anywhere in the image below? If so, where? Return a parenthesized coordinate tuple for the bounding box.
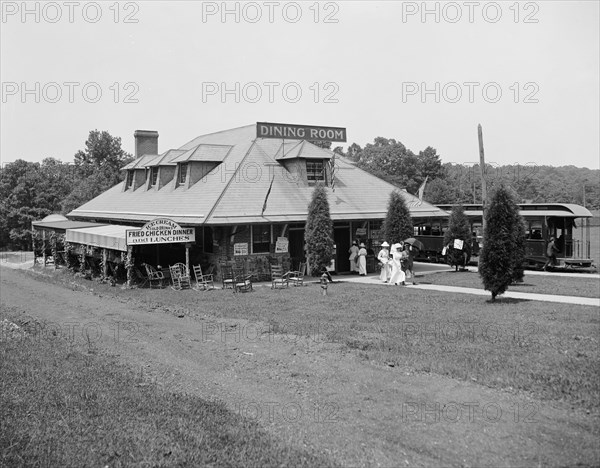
(171, 144, 233, 189)
(275, 140, 334, 187)
(121, 154, 158, 192)
(144, 149, 186, 190)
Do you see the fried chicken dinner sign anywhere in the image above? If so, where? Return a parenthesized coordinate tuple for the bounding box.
(126, 218, 195, 245)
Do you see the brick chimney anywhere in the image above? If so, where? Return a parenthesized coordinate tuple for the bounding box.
(134, 130, 159, 158)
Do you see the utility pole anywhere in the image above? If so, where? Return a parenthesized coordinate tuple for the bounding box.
(478, 124, 487, 233)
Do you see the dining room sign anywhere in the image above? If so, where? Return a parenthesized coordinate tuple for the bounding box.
(257, 122, 347, 142)
(126, 218, 195, 245)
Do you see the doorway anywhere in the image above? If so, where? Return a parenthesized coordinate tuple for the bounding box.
(334, 226, 351, 273)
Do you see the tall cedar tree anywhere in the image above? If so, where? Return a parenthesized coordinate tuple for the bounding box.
(382, 191, 413, 244)
(304, 184, 335, 275)
(443, 205, 472, 270)
(479, 185, 521, 301)
(512, 216, 527, 283)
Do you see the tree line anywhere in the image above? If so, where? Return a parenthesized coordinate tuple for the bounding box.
(332, 139, 600, 209)
(0, 131, 132, 249)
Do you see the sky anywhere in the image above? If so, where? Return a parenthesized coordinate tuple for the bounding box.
(1, 1, 599, 170)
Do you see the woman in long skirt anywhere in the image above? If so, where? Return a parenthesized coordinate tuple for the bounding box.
(348, 241, 359, 274)
(388, 243, 406, 285)
(358, 243, 368, 276)
(377, 241, 391, 282)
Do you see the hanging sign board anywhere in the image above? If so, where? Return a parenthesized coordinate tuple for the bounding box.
(355, 228, 367, 236)
(275, 237, 289, 253)
(126, 218, 195, 246)
(453, 239, 464, 250)
(234, 243, 248, 256)
(257, 122, 347, 142)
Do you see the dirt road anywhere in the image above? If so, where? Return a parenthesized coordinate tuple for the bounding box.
(1, 267, 598, 467)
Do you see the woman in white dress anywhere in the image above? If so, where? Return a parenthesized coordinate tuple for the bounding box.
(377, 241, 391, 282)
(348, 241, 359, 274)
(358, 243, 368, 276)
(388, 243, 406, 285)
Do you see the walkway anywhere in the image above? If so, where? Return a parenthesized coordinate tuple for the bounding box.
(339, 264, 600, 307)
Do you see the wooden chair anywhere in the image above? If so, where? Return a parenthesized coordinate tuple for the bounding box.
(232, 266, 253, 293)
(134, 267, 149, 288)
(144, 263, 165, 289)
(169, 263, 191, 290)
(288, 262, 306, 287)
(271, 264, 289, 289)
(221, 265, 235, 289)
(193, 265, 214, 291)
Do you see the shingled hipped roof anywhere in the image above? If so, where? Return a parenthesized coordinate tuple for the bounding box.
(69, 124, 447, 225)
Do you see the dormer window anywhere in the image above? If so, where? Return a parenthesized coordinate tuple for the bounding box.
(179, 163, 188, 184)
(126, 170, 134, 189)
(306, 160, 326, 183)
(150, 167, 159, 186)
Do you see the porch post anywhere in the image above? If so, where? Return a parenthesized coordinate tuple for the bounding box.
(185, 243, 190, 274)
(42, 230, 47, 267)
(102, 248, 108, 277)
(126, 246, 133, 288)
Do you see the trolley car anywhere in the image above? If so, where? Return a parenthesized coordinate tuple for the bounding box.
(414, 203, 596, 269)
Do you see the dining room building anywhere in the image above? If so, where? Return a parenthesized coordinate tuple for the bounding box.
(62, 123, 448, 280)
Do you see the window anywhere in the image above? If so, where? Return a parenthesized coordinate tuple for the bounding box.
(126, 170, 134, 189)
(179, 163, 188, 184)
(306, 160, 326, 183)
(252, 225, 271, 253)
(150, 167, 159, 186)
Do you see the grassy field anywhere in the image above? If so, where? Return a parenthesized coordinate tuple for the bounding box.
(0, 307, 336, 468)
(22, 268, 600, 414)
(421, 270, 600, 298)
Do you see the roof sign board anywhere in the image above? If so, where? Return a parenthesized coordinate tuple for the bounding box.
(257, 122, 347, 142)
(126, 218, 195, 246)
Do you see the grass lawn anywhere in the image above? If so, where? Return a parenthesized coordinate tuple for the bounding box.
(421, 270, 600, 298)
(0, 308, 336, 468)
(27, 267, 599, 415)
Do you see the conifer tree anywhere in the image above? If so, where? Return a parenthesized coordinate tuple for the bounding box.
(304, 184, 334, 275)
(479, 185, 521, 301)
(443, 204, 472, 271)
(382, 191, 413, 244)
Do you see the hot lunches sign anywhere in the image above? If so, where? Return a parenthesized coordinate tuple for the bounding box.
(126, 218, 195, 246)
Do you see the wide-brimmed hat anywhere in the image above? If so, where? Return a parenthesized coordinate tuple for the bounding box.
(381, 241, 390, 247)
(352, 240, 358, 245)
(359, 243, 366, 247)
(391, 243, 401, 251)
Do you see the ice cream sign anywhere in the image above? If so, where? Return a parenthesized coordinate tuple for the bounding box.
(126, 218, 195, 245)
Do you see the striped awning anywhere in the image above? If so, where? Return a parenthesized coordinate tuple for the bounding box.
(66, 225, 139, 252)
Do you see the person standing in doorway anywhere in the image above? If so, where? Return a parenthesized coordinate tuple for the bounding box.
(358, 243, 368, 276)
(349, 240, 359, 274)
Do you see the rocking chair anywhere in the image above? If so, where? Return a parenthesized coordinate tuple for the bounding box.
(193, 265, 215, 290)
(169, 263, 191, 290)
